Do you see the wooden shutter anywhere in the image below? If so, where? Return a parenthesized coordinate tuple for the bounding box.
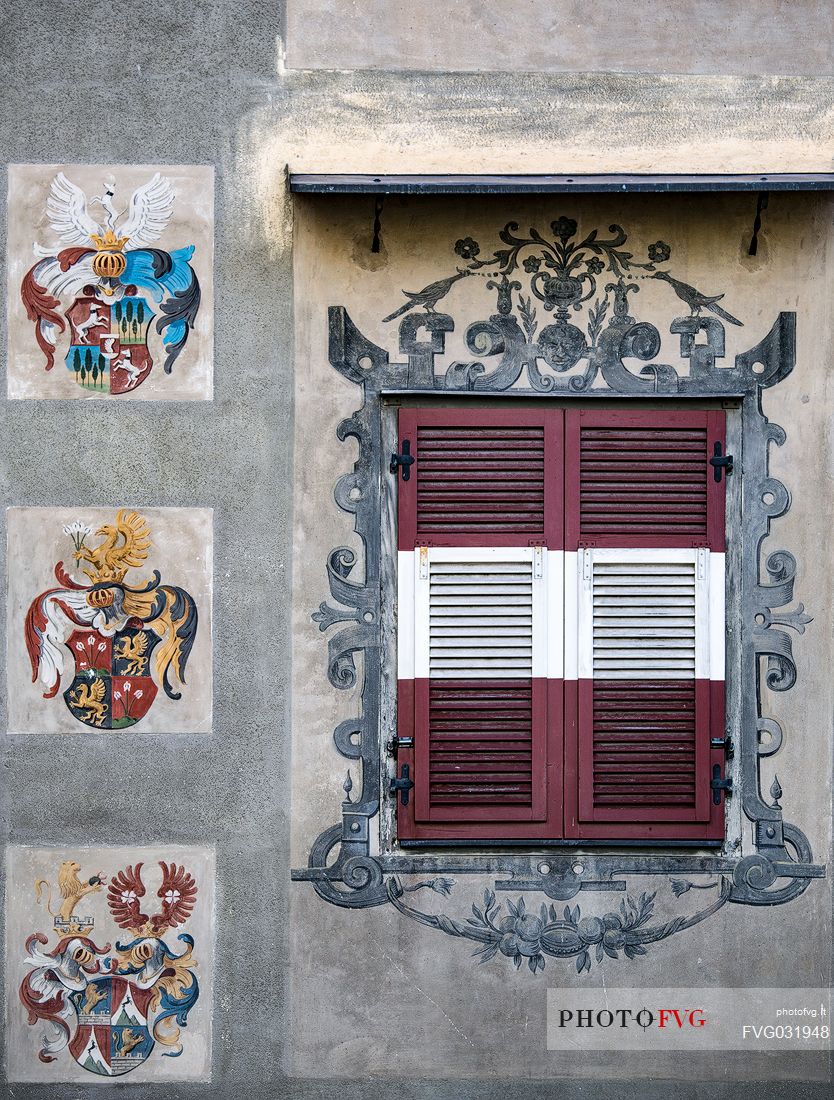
(566, 408, 725, 550)
(396, 409, 563, 841)
(564, 410, 726, 840)
(397, 408, 562, 549)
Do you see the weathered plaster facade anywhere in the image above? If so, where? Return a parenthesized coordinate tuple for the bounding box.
(290, 192, 832, 1082)
(1, 2, 833, 1097)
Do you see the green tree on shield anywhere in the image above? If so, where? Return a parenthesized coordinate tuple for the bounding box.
(134, 300, 145, 341)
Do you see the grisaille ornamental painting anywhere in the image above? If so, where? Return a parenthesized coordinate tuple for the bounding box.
(6, 507, 213, 734)
(292, 211, 826, 981)
(5, 846, 214, 1082)
(6, 163, 214, 400)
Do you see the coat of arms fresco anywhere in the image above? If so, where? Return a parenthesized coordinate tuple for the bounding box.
(7, 164, 213, 400)
(7, 507, 213, 734)
(7, 847, 214, 1082)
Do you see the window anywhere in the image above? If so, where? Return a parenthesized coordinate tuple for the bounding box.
(395, 406, 726, 843)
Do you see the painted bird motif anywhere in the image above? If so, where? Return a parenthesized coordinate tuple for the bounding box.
(652, 270, 742, 326)
(383, 269, 472, 322)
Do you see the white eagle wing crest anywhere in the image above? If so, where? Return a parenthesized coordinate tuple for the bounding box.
(32, 589, 96, 691)
(46, 172, 102, 246)
(120, 172, 175, 249)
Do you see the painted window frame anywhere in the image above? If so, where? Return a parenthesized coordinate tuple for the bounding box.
(293, 296, 822, 963)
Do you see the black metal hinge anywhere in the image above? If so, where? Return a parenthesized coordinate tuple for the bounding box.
(385, 735, 414, 756)
(711, 764, 733, 805)
(709, 441, 733, 483)
(390, 764, 414, 805)
(390, 439, 415, 481)
(711, 735, 735, 759)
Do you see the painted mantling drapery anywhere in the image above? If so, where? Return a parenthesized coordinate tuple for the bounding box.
(292, 218, 826, 975)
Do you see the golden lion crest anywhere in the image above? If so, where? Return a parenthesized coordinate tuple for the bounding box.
(34, 859, 106, 935)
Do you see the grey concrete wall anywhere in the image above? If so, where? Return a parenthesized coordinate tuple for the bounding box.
(1, 1, 833, 1098)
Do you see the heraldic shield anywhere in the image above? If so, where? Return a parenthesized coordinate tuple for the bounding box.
(65, 292, 156, 395)
(63, 623, 161, 730)
(19, 856, 202, 1078)
(27, 509, 199, 732)
(68, 976, 154, 1076)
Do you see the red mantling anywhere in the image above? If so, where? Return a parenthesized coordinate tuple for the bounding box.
(21, 263, 66, 371)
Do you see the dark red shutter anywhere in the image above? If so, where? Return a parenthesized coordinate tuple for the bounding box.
(564, 409, 726, 840)
(396, 408, 563, 841)
(398, 408, 562, 549)
(565, 408, 725, 550)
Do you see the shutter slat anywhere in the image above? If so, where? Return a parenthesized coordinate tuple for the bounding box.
(427, 680, 536, 810)
(413, 421, 547, 542)
(576, 419, 711, 543)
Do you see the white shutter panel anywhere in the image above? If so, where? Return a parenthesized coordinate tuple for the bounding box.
(414, 548, 549, 678)
(576, 548, 716, 681)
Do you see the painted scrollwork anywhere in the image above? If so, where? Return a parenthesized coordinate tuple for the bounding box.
(291, 218, 826, 973)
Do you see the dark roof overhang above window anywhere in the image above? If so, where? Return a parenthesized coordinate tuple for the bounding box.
(289, 173, 834, 195)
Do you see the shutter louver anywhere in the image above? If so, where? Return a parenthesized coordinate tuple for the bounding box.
(592, 681, 698, 809)
(428, 559, 534, 678)
(566, 408, 726, 551)
(398, 408, 562, 549)
(413, 548, 547, 824)
(591, 560, 697, 679)
(427, 680, 535, 808)
(589, 556, 700, 814)
(416, 424, 546, 542)
(397, 407, 564, 841)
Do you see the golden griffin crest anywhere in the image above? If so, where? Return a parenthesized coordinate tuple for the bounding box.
(73, 509, 151, 585)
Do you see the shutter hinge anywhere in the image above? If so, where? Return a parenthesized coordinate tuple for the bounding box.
(419, 546, 429, 579)
(709, 441, 733, 483)
(697, 547, 707, 579)
(711, 735, 735, 759)
(711, 764, 733, 804)
(533, 545, 543, 578)
(385, 735, 414, 756)
(390, 439, 415, 481)
(390, 763, 415, 805)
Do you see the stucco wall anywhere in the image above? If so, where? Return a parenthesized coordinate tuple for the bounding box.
(286, 0, 834, 76)
(1, 2, 833, 1098)
(290, 191, 833, 1083)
